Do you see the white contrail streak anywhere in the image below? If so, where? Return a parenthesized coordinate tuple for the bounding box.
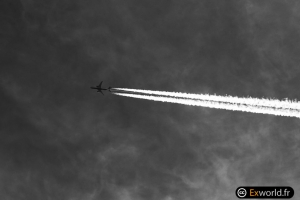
(113, 92, 300, 118)
(113, 88, 300, 110)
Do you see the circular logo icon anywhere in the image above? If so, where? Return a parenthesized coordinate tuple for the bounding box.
(237, 188, 247, 198)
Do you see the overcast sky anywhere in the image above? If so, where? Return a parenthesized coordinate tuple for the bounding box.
(1, 0, 300, 199)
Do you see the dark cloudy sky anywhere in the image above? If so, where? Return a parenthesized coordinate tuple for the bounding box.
(1, 0, 300, 199)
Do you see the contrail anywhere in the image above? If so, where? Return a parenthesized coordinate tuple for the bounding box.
(114, 88, 300, 110)
(113, 91, 300, 118)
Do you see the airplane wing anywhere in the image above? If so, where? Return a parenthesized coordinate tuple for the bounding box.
(97, 81, 103, 87)
(100, 90, 104, 95)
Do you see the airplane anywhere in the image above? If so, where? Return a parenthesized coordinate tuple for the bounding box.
(90, 81, 112, 95)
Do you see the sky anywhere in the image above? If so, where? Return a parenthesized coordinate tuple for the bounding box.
(1, 0, 300, 199)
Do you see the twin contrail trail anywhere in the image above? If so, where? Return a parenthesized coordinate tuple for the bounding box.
(112, 88, 300, 118)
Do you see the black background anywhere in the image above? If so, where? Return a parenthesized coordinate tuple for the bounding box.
(1, 0, 300, 199)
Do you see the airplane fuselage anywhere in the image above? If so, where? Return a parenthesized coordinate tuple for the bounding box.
(90, 87, 107, 90)
(91, 81, 111, 94)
